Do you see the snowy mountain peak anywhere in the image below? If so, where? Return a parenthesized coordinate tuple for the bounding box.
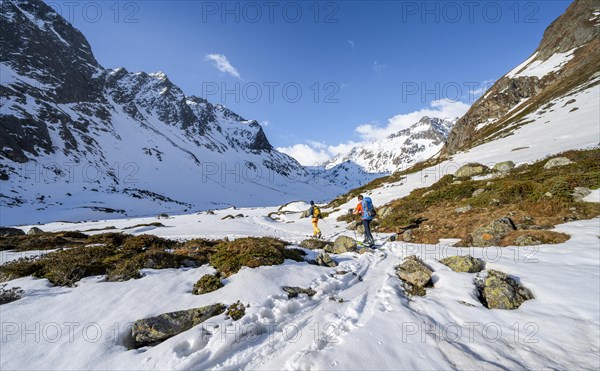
(324, 116, 455, 173)
(0, 0, 355, 224)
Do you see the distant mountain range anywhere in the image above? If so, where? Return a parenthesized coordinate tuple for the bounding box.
(324, 116, 456, 173)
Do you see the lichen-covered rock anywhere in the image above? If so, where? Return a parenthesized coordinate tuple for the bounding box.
(226, 301, 246, 321)
(455, 163, 488, 178)
(455, 205, 473, 214)
(300, 239, 331, 250)
(192, 274, 223, 295)
(282, 286, 316, 299)
(492, 161, 515, 173)
(131, 304, 226, 347)
(315, 252, 337, 267)
(470, 217, 516, 246)
(572, 187, 591, 201)
(325, 236, 357, 254)
(395, 255, 433, 296)
(515, 235, 542, 246)
(543, 157, 573, 169)
(440, 255, 483, 273)
(402, 229, 413, 242)
(477, 270, 534, 310)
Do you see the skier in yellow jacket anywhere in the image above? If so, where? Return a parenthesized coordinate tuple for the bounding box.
(307, 201, 322, 239)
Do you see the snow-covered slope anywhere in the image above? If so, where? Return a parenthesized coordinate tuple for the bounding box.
(443, 0, 599, 155)
(1, 206, 599, 370)
(0, 0, 354, 225)
(324, 116, 455, 173)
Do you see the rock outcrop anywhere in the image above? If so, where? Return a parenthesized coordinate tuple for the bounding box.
(395, 255, 433, 296)
(131, 304, 226, 347)
(440, 255, 484, 273)
(476, 270, 534, 310)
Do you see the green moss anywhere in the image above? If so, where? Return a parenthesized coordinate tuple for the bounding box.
(193, 274, 223, 295)
(209, 237, 300, 276)
(226, 301, 246, 321)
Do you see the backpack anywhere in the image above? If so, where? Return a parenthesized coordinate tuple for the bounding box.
(363, 197, 376, 218)
(313, 205, 322, 219)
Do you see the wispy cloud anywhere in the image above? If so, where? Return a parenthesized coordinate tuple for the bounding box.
(347, 40, 355, 48)
(205, 53, 241, 78)
(372, 61, 387, 73)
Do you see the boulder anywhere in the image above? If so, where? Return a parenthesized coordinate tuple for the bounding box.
(471, 217, 516, 246)
(515, 235, 542, 246)
(347, 220, 364, 234)
(221, 215, 235, 220)
(325, 236, 357, 254)
(543, 157, 573, 170)
(421, 190, 435, 198)
(157, 213, 169, 219)
(282, 286, 316, 299)
(192, 274, 223, 295)
(472, 188, 485, 197)
(299, 210, 310, 219)
(395, 255, 433, 296)
(440, 255, 483, 273)
(455, 164, 488, 178)
(402, 229, 413, 242)
(572, 187, 591, 201)
(489, 198, 501, 206)
(27, 227, 44, 236)
(377, 206, 392, 218)
(0, 227, 25, 237)
(492, 161, 515, 173)
(300, 239, 331, 250)
(315, 252, 337, 267)
(455, 205, 473, 214)
(477, 270, 534, 310)
(131, 304, 226, 347)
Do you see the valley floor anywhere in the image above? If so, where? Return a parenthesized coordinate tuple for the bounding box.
(1, 208, 599, 370)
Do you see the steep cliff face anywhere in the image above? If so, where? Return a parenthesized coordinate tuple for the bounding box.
(0, 0, 352, 223)
(443, 0, 600, 156)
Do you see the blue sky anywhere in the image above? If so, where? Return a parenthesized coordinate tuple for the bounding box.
(49, 0, 572, 164)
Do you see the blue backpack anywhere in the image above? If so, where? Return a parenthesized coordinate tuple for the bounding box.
(362, 197, 376, 219)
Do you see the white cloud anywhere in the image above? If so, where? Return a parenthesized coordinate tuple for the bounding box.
(277, 144, 331, 166)
(348, 40, 355, 48)
(277, 140, 360, 166)
(355, 99, 470, 141)
(205, 54, 241, 78)
(261, 120, 270, 127)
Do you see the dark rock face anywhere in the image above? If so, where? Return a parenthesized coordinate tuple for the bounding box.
(443, 0, 600, 156)
(0, 0, 305, 185)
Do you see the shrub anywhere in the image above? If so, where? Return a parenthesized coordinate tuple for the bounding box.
(193, 274, 223, 295)
(210, 237, 300, 276)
